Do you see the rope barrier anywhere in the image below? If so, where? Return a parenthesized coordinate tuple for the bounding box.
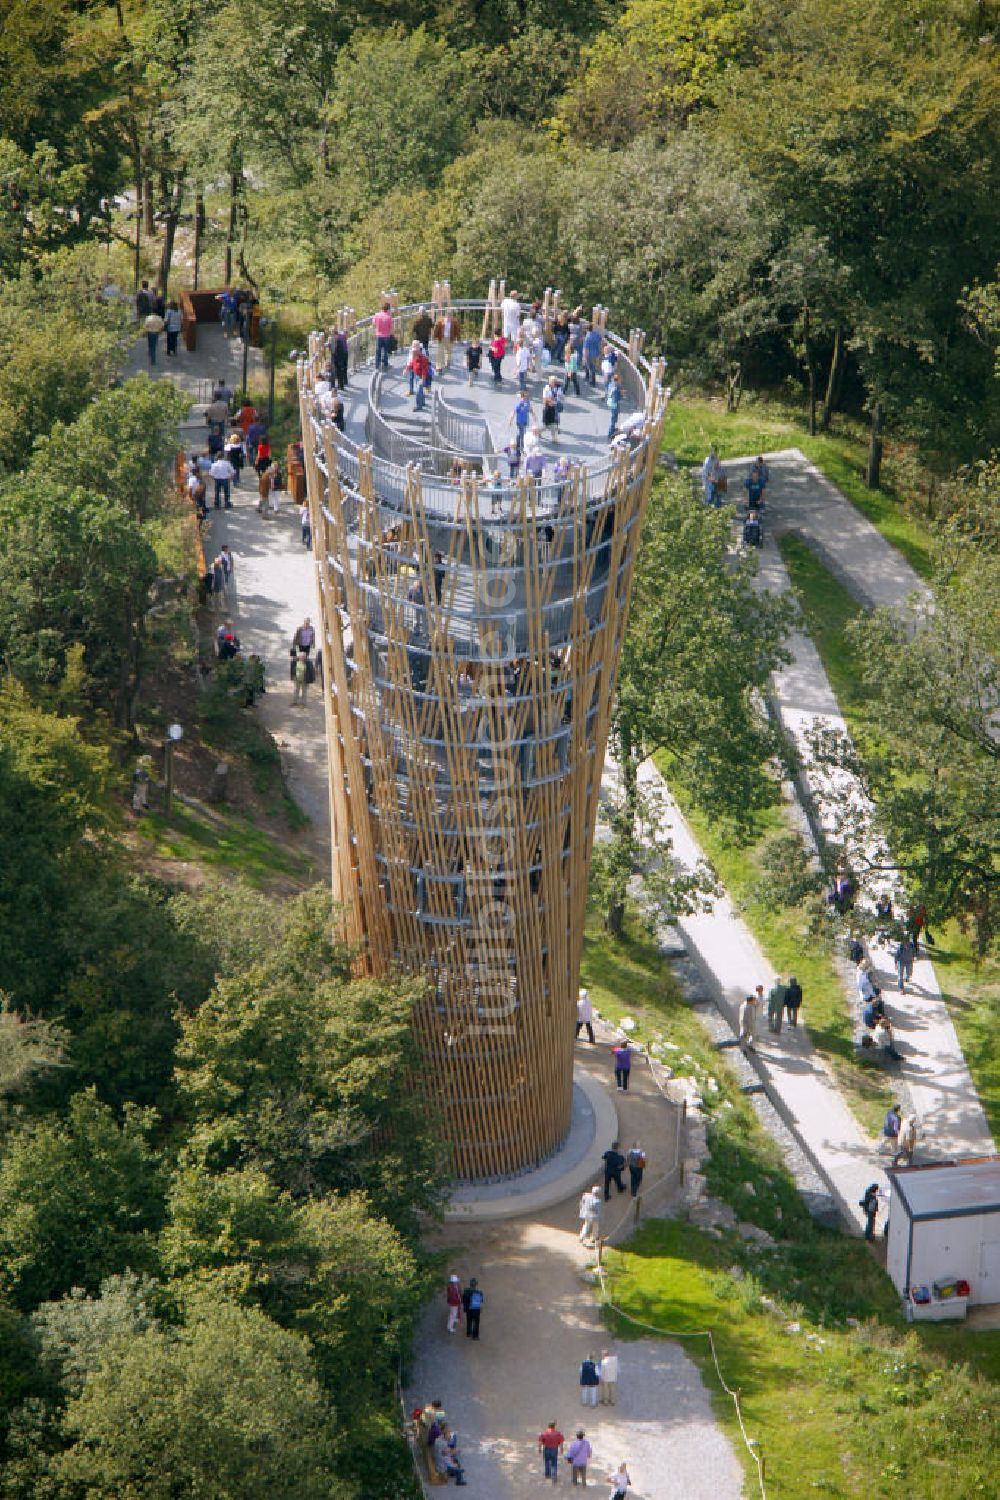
(591, 1025, 767, 1496)
(593, 1258, 768, 1498)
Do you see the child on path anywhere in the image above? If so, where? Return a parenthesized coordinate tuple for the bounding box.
(608, 1461, 631, 1500)
(445, 1274, 463, 1334)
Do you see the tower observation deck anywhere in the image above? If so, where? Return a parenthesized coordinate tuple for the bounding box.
(298, 287, 666, 1180)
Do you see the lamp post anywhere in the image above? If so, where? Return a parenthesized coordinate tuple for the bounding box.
(164, 721, 184, 813)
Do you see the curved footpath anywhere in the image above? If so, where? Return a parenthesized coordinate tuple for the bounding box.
(614, 449, 992, 1236)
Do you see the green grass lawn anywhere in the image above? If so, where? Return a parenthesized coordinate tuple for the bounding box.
(780, 534, 1000, 1141)
(661, 392, 935, 579)
(139, 800, 315, 888)
(603, 1219, 1000, 1499)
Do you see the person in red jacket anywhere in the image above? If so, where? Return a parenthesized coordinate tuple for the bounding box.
(446, 1273, 463, 1334)
(488, 332, 507, 384)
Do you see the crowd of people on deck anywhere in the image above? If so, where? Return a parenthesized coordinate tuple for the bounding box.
(336, 296, 651, 493)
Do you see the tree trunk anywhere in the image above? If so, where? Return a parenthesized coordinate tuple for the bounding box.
(193, 192, 204, 290)
(803, 303, 816, 436)
(156, 178, 184, 296)
(820, 324, 842, 431)
(606, 724, 640, 938)
(225, 164, 240, 285)
(865, 401, 884, 489)
(133, 164, 142, 292)
(143, 176, 155, 238)
(726, 361, 743, 412)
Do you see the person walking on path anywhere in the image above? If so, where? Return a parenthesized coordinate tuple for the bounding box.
(210, 454, 235, 509)
(445, 1274, 463, 1334)
(608, 1461, 631, 1500)
(598, 1350, 619, 1406)
(224, 428, 244, 486)
(894, 935, 916, 993)
(893, 1112, 918, 1167)
(300, 502, 312, 550)
(220, 544, 235, 606)
(292, 618, 315, 656)
(882, 1103, 902, 1153)
(766, 977, 786, 1034)
(861, 1181, 881, 1241)
(164, 300, 183, 356)
(211, 553, 226, 612)
(331, 328, 349, 389)
(579, 1355, 600, 1407)
(135, 280, 152, 319)
(461, 1278, 484, 1340)
(611, 1041, 632, 1092)
(606, 372, 622, 440)
(291, 650, 313, 705)
(488, 332, 506, 384)
(567, 1431, 592, 1486)
(575, 987, 595, 1044)
(538, 1422, 565, 1484)
(578, 1185, 601, 1247)
(583, 324, 602, 385)
(784, 975, 803, 1027)
(739, 992, 759, 1050)
(627, 1142, 646, 1197)
(602, 1144, 626, 1200)
(510, 395, 532, 455)
(500, 290, 521, 346)
(466, 336, 482, 385)
(372, 302, 395, 370)
(144, 308, 165, 365)
(856, 960, 876, 1005)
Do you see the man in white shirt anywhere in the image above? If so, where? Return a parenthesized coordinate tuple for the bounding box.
(209, 455, 235, 509)
(575, 987, 595, 1045)
(598, 1349, 619, 1405)
(578, 1186, 601, 1246)
(501, 290, 521, 346)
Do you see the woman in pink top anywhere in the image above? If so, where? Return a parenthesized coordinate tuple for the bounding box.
(373, 302, 395, 370)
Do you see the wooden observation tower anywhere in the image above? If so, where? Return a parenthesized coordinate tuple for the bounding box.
(298, 290, 666, 1179)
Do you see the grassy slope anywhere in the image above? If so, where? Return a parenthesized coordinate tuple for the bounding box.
(604, 1220, 1000, 1500)
(779, 534, 1000, 1142)
(583, 911, 1000, 1499)
(661, 393, 934, 579)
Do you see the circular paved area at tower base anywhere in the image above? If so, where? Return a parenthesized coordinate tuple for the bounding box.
(445, 1067, 618, 1222)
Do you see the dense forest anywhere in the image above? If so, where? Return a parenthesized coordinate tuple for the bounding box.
(0, 2, 998, 1496)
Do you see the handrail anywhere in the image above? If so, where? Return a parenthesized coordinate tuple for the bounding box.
(432, 387, 491, 458)
(302, 297, 664, 506)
